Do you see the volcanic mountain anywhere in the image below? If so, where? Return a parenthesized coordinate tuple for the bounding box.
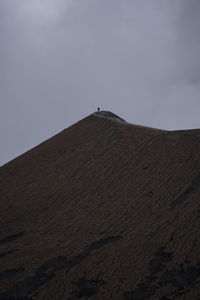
(1, 111, 200, 299)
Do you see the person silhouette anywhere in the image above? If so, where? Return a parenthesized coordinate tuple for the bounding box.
(97, 107, 100, 115)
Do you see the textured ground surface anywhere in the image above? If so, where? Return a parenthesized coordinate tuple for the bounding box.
(1, 112, 200, 299)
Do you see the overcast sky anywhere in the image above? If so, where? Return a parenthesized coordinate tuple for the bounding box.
(1, 0, 200, 165)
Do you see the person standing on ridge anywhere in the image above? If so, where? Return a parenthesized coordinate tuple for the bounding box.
(97, 107, 100, 115)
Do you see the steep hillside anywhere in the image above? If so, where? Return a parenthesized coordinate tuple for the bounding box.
(1, 112, 200, 299)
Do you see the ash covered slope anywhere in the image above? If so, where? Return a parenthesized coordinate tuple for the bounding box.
(1, 112, 200, 299)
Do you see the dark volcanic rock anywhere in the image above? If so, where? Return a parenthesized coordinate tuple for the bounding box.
(1, 113, 200, 299)
(69, 278, 106, 299)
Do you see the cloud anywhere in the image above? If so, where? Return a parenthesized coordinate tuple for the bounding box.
(15, 0, 71, 24)
(174, 0, 200, 84)
(1, 0, 200, 164)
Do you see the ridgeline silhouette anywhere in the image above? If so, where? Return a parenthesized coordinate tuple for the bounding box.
(1, 112, 200, 299)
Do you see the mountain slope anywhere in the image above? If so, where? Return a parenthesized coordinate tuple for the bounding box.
(1, 112, 200, 299)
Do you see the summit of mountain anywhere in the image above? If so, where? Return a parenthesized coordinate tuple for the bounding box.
(1, 112, 200, 299)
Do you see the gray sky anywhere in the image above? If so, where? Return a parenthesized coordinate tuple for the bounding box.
(1, 0, 200, 165)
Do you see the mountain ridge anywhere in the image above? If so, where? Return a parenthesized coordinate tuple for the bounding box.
(1, 112, 200, 299)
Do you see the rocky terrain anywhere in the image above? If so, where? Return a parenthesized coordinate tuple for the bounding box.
(1, 112, 200, 299)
